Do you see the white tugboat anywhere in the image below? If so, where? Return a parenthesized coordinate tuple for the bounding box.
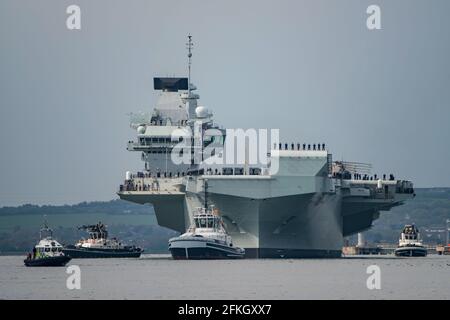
(169, 181, 245, 259)
(63, 222, 143, 258)
(24, 221, 71, 267)
(394, 224, 428, 257)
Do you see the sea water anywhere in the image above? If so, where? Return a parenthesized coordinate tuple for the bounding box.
(0, 254, 449, 299)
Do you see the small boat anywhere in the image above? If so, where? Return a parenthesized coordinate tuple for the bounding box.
(63, 222, 143, 258)
(168, 180, 245, 259)
(169, 206, 245, 259)
(394, 224, 428, 257)
(24, 221, 71, 267)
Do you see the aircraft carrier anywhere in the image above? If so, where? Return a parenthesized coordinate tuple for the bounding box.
(117, 36, 415, 258)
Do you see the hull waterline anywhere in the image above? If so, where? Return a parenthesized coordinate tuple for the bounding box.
(169, 239, 245, 260)
(394, 246, 427, 257)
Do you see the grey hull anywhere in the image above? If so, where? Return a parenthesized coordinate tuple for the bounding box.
(190, 192, 344, 256)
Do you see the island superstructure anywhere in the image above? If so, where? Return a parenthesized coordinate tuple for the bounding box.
(117, 35, 415, 258)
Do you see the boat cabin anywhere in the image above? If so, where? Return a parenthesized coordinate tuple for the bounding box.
(35, 239, 64, 257)
(401, 224, 420, 240)
(189, 207, 226, 233)
(33, 224, 64, 258)
(398, 224, 423, 247)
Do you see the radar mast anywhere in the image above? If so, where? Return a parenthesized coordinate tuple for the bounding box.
(186, 34, 193, 93)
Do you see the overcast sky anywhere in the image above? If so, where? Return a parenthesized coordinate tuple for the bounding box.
(1, 0, 449, 206)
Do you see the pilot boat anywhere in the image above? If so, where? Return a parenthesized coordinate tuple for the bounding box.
(168, 180, 245, 259)
(24, 221, 71, 267)
(394, 224, 428, 257)
(63, 222, 143, 258)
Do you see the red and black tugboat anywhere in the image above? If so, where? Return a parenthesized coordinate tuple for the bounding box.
(63, 222, 143, 258)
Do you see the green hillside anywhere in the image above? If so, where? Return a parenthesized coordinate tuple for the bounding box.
(363, 188, 450, 245)
(0, 200, 174, 254)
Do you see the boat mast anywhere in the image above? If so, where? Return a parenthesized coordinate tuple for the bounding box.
(40, 215, 52, 239)
(186, 34, 195, 166)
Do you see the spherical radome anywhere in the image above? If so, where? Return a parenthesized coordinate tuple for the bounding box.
(195, 106, 208, 118)
(137, 125, 146, 134)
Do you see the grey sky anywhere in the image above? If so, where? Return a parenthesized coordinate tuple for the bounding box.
(1, 0, 449, 206)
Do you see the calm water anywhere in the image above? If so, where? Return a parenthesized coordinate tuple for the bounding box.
(0, 254, 449, 299)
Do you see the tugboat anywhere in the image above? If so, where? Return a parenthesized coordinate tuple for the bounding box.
(394, 224, 428, 257)
(24, 221, 71, 267)
(168, 180, 245, 259)
(63, 222, 143, 258)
